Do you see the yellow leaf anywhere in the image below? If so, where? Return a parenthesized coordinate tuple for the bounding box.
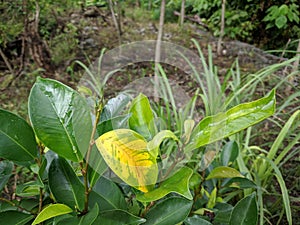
(95, 129, 158, 192)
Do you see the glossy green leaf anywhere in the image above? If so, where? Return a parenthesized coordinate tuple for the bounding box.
(221, 141, 239, 166)
(184, 215, 212, 225)
(206, 166, 243, 180)
(32, 204, 73, 225)
(19, 199, 39, 212)
(55, 216, 78, 225)
(79, 203, 99, 225)
(229, 193, 258, 225)
(100, 93, 130, 122)
(28, 77, 92, 162)
(89, 176, 126, 211)
(57, 204, 99, 225)
(147, 130, 178, 157)
(143, 196, 193, 225)
(213, 203, 233, 224)
(0, 109, 37, 161)
(48, 157, 85, 211)
(94, 209, 146, 225)
(95, 129, 158, 192)
(97, 114, 130, 136)
(0, 160, 13, 192)
(16, 181, 41, 197)
(222, 177, 257, 189)
(185, 90, 275, 152)
(0, 211, 34, 225)
(136, 167, 193, 202)
(129, 93, 156, 140)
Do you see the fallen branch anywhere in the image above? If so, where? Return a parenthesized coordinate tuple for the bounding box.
(173, 11, 208, 30)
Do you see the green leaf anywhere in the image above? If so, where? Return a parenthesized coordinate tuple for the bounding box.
(184, 215, 212, 225)
(147, 130, 178, 156)
(94, 209, 146, 225)
(28, 77, 92, 162)
(220, 141, 239, 166)
(214, 203, 233, 224)
(206, 166, 244, 180)
(32, 204, 73, 225)
(229, 193, 258, 225)
(87, 146, 107, 187)
(89, 176, 127, 211)
(207, 187, 217, 208)
(16, 181, 41, 197)
(95, 129, 158, 192)
(183, 119, 195, 144)
(222, 177, 257, 189)
(100, 93, 130, 122)
(275, 15, 287, 29)
(129, 94, 156, 140)
(79, 203, 99, 225)
(0, 160, 13, 192)
(48, 157, 85, 211)
(55, 204, 99, 225)
(143, 196, 193, 225)
(97, 115, 130, 136)
(185, 90, 275, 152)
(55, 216, 78, 225)
(279, 4, 289, 15)
(0, 211, 34, 225)
(0, 109, 37, 161)
(136, 167, 193, 202)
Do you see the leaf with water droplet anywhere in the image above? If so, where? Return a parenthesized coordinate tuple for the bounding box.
(185, 90, 275, 152)
(29, 77, 92, 162)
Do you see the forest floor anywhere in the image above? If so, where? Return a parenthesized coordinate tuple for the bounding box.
(0, 6, 299, 224)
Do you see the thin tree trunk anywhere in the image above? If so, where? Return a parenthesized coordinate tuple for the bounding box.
(154, 0, 166, 101)
(217, 0, 226, 55)
(293, 40, 300, 72)
(180, 0, 185, 26)
(108, 0, 122, 46)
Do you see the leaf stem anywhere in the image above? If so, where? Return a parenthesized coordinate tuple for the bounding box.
(82, 99, 103, 214)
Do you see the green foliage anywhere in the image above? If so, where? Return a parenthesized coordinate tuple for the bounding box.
(1, 45, 297, 224)
(263, 3, 299, 29)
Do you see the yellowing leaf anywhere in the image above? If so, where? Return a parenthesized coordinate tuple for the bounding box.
(95, 129, 158, 192)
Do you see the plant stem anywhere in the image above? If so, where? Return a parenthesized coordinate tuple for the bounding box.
(82, 100, 103, 214)
(36, 143, 45, 214)
(141, 201, 155, 217)
(0, 197, 31, 213)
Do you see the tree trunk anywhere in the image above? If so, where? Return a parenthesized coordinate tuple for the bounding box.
(217, 0, 226, 55)
(154, 0, 166, 101)
(180, 0, 185, 26)
(108, 0, 122, 46)
(24, 1, 53, 73)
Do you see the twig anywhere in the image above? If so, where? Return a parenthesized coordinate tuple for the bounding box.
(0, 47, 14, 74)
